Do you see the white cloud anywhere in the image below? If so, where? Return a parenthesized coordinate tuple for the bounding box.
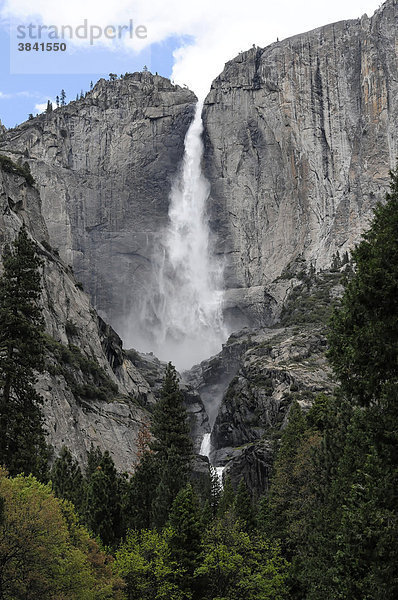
(0, 90, 37, 99)
(1, 0, 383, 97)
(35, 100, 56, 113)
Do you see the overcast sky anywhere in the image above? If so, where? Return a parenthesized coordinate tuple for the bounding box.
(0, 0, 384, 126)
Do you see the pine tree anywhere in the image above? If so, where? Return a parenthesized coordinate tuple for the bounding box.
(56, 95, 60, 108)
(152, 449, 189, 529)
(60, 89, 66, 106)
(195, 512, 289, 600)
(150, 363, 193, 528)
(328, 166, 398, 406)
(84, 449, 124, 547)
(46, 100, 52, 114)
(0, 226, 48, 478)
(234, 479, 255, 532)
(167, 484, 202, 593)
(260, 400, 321, 564)
(125, 449, 158, 530)
(85, 444, 102, 477)
(299, 168, 398, 599)
(151, 363, 192, 461)
(217, 476, 235, 518)
(50, 446, 84, 512)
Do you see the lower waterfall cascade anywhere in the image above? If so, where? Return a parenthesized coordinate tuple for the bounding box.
(200, 432, 225, 485)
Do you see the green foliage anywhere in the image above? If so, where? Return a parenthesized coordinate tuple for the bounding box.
(195, 513, 289, 600)
(51, 446, 128, 549)
(112, 364, 296, 600)
(233, 479, 256, 532)
(84, 448, 125, 548)
(277, 402, 306, 463)
(296, 398, 398, 600)
(328, 167, 398, 406)
(151, 363, 193, 460)
(149, 363, 193, 528)
(280, 270, 344, 326)
(0, 468, 125, 600)
(125, 449, 158, 530)
(305, 393, 329, 432)
(115, 512, 289, 600)
(114, 529, 186, 600)
(217, 476, 235, 519)
(168, 485, 202, 582)
(0, 155, 35, 185)
(0, 226, 48, 478)
(50, 446, 84, 512)
(260, 401, 320, 559)
(207, 467, 222, 521)
(45, 335, 118, 403)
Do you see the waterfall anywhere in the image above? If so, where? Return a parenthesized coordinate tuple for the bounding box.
(135, 101, 227, 371)
(200, 433, 211, 457)
(200, 432, 225, 486)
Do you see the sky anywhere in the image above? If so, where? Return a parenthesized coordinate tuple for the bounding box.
(0, 0, 383, 128)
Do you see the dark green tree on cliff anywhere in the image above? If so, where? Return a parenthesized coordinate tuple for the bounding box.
(151, 362, 193, 527)
(328, 166, 398, 406)
(298, 167, 398, 599)
(0, 225, 48, 478)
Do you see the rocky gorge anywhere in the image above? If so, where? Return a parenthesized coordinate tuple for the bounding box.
(0, 0, 397, 494)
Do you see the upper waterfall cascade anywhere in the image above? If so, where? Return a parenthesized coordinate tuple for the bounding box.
(136, 101, 228, 370)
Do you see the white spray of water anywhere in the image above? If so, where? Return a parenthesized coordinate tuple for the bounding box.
(136, 101, 227, 371)
(200, 433, 211, 457)
(200, 432, 225, 486)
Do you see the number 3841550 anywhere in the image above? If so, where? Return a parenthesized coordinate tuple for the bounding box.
(18, 42, 67, 51)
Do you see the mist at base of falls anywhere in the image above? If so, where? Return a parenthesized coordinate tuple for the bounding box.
(127, 101, 228, 372)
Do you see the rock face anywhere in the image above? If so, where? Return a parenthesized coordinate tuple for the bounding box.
(126, 349, 210, 452)
(203, 0, 398, 327)
(211, 326, 330, 451)
(0, 164, 158, 470)
(186, 323, 333, 495)
(2, 3, 396, 335)
(1, 1, 396, 486)
(0, 164, 208, 471)
(223, 441, 274, 497)
(0, 73, 196, 337)
(0, 120, 6, 138)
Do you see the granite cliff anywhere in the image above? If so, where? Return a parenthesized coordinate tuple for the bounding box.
(0, 1, 396, 487)
(203, 0, 398, 328)
(0, 161, 208, 471)
(0, 73, 196, 337)
(2, 3, 396, 333)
